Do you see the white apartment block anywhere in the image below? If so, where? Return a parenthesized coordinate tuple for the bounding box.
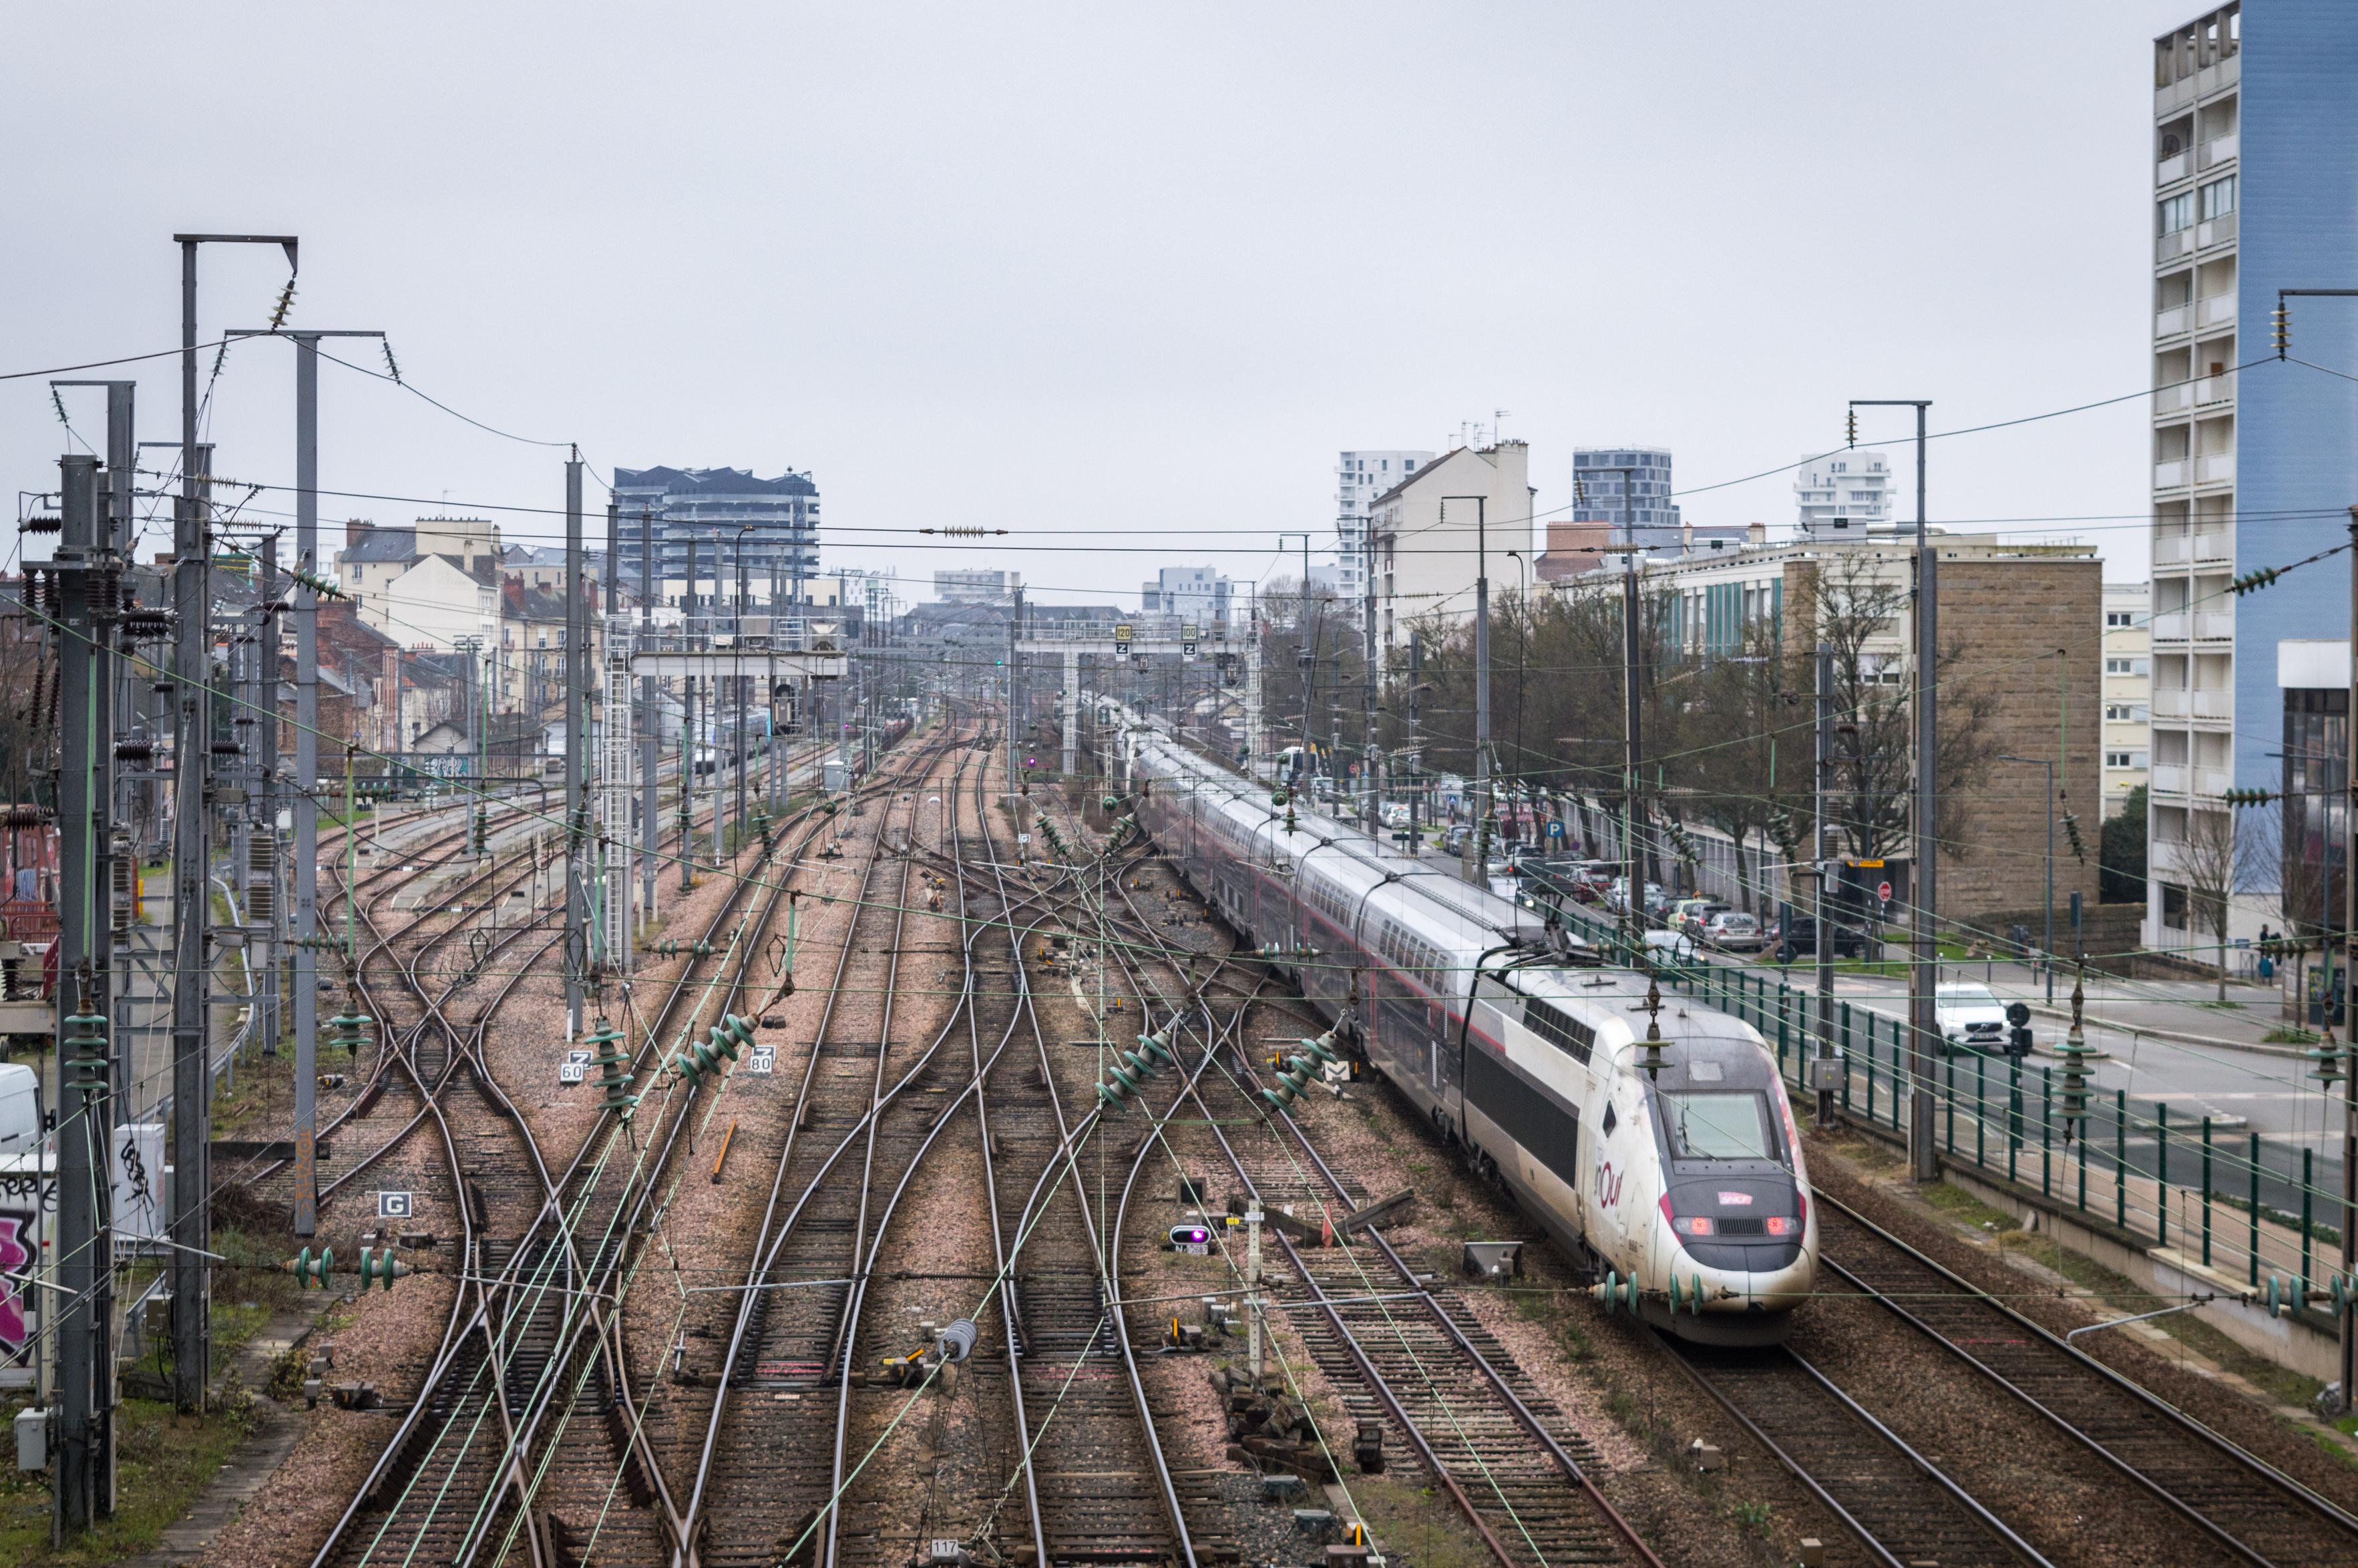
(1334, 449, 1432, 602)
(1794, 450, 1895, 535)
(1368, 441, 1530, 655)
(2102, 582, 2151, 816)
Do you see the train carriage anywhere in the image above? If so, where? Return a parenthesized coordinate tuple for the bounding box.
(1099, 702, 1816, 1344)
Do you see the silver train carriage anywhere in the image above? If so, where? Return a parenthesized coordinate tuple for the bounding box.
(1098, 703, 1816, 1345)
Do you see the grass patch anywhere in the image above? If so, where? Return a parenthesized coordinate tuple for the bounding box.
(1997, 1233, 2341, 1424)
(2264, 1026, 2323, 1046)
(0, 1396, 256, 1564)
(1920, 1181, 2021, 1234)
(1345, 1475, 1497, 1568)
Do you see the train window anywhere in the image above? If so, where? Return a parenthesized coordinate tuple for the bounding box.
(1600, 1102, 1617, 1136)
(1521, 1000, 1593, 1065)
(1661, 1092, 1774, 1161)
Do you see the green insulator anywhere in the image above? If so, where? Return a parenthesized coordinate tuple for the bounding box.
(357, 1245, 409, 1292)
(329, 1006, 373, 1053)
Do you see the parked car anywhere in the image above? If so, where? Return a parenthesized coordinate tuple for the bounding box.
(1935, 982, 2010, 1056)
(1380, 801, 1411, 830)
(1770, 914, 1870, 963)
(1441, 824, 1470, 857)
(1641, 927, 1699, 965)
(1702, 911, 1765, 952)
(1672, 899, 1730, 938)
(1606, 877, 1663, 914)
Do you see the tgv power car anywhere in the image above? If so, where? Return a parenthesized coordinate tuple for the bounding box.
(1099, 702, 1816, 1344)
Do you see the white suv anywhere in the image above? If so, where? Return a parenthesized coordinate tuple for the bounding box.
(1934, 982, 2009, 1056)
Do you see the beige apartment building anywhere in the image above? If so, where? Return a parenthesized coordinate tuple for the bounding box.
(1368, 441, 1533, 654)
(2102, 582, 2151, 815)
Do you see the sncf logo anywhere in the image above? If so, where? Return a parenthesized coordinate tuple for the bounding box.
(1595, 1161, 1624, 1207)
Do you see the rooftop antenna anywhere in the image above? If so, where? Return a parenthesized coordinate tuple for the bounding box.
(1493, 409, 1512, 444)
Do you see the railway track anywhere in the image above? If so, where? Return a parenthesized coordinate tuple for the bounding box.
(1814, 1193, 2358, 1568)
(950, 759, 1239, 1568)
(304, 732, 910, 1567)
(675, 730, 979, 1567)
(1036, 773, 1663, 1568)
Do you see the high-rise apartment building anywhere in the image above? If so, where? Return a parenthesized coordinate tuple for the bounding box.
(1571, 448, 1682, 553)
(2102, 583, 2151, 817)
(613, 466, 821, 620)
(1334, 450, 1433, 601)
(1794, 450, 1895, 534)
(2145, 3, 2358, 959)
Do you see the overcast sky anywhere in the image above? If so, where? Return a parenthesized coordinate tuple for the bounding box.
(3, 3, 2202, 604)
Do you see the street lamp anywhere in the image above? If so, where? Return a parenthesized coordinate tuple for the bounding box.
(1999, 755, 2057, 1003)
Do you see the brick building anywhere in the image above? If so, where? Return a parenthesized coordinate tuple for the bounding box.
(1559, 532, 2102, 929)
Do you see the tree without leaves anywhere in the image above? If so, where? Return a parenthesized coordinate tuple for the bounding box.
(2169, 805, 2250, 1002)
(1796, 551, 1996, 867)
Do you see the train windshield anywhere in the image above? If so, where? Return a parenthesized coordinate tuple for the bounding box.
(1660, 1091, 1776, 1161)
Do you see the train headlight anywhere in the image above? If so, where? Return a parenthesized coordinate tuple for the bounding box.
(1669, 1215, 1715, 1237)
(1764, 1215, 1798, 1236)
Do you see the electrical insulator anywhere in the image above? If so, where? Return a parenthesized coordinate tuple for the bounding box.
(356, 1245, 409, 1292)
(1845, 407, 1858, 447)
(286, 1245, 334, 1288)
(2273, 302, 2291, 358)
(328, 999, 374, 1053)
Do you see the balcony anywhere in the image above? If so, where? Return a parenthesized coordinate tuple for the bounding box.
(2154, 381, 2193, 417)
(2152, 611, 2190, 642)
(2195, 610, 2235, 640)
(2194, 371, 2234, 404)
(2195, 453, 2236, 484)
(2154, 531, 2190, 566)
(2155, 304, 2189, 338)
(2196, 212, 2238, 248)
(2158, 74, 2194, 116)
(2154, 459, 2188, 489)
(2152, 763, 2188, 794)
(2200, 132, 2238, 168)
(2158, 150, 2192, 185)
(2196, 767, 2234, 797)
(2193, 528, 2232, 561)
(2158, 230, 2191, 264)
(2194, 689, 2232, 720)
(2196, 293, 2236, 329)
(2152, 687, 2187, 719)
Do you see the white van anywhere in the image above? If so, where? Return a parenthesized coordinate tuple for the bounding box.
(0, 1064, 39, 1156)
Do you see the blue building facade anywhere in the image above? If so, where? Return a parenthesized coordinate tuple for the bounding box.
(1571, 448, 1682, 554)
(2148, 3, 2358, 952)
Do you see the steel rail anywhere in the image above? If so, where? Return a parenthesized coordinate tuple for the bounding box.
(1660, 1336, 2054, 1568)
(312, 735, 891, 1567)
(1815, 1191, 2358, 1565)
(1071, 776, 1670, 1568)
(674, 729, 971, 1567)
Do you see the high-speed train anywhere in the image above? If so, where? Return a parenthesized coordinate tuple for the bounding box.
(1099, 702, 1816, 1344)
